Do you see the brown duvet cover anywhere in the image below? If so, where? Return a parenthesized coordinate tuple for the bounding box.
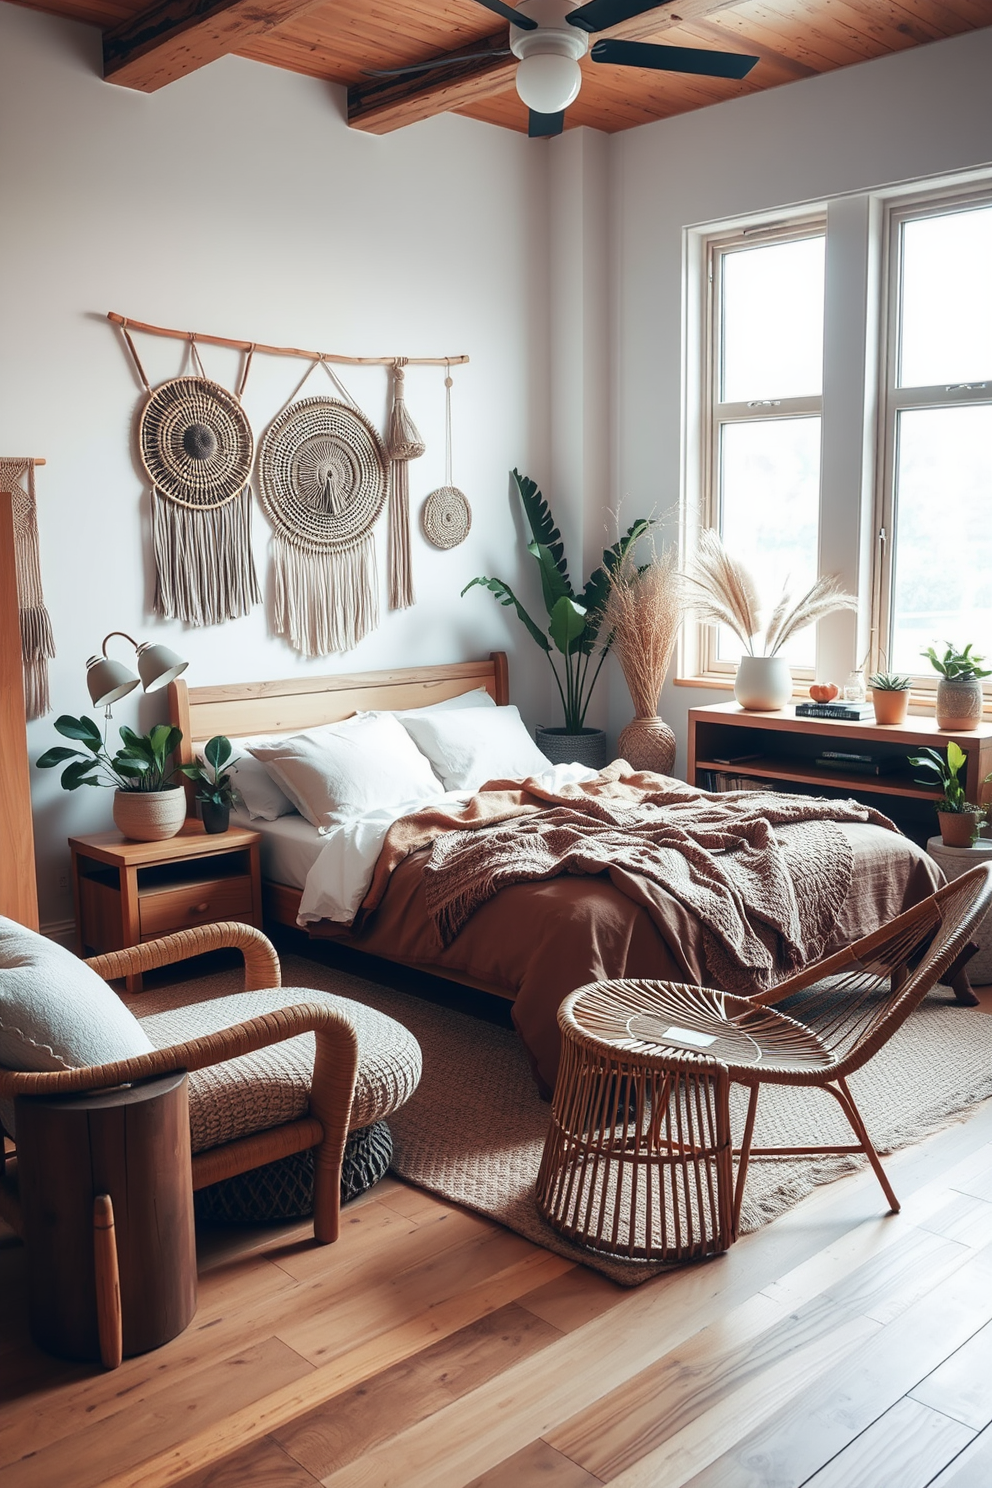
(316, 771, 942, 1094)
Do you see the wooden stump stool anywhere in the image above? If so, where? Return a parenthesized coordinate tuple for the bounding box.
(15, 1072, 197, 1367)
(536, 980, 735, 1264)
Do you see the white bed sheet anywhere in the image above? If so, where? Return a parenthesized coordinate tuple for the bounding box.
(229, 807, 322, 892)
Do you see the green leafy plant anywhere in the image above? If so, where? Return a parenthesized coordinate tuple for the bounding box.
(462, 470, 652, 733)
(177, 736, 240, 808)
(37, 717, 183, 792)
(867, 672, 912, 691)
(922, 643, 992, 681)
(907, 740, 974, 814)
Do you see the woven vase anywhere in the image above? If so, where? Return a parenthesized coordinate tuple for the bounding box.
(617, 717, 676, 776)
(113, 787, 186, 842)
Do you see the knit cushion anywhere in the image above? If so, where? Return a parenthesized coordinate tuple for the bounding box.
(194, 1120, 393, 1224)
(0, 915, 153, 1136)
(131, 986, 421, 1153)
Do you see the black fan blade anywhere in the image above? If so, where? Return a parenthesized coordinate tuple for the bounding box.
(567, 0, 673, 34)
(590, 38, 759, 79)
(528, 109, 565, 137)
(364, 49, 511, 77)
(473, 0, 539, 30)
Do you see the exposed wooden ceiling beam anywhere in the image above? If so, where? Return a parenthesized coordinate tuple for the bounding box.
(348, 0, 744, 134)
(103, 0, 327, 92)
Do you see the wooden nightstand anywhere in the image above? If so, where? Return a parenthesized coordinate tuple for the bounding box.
(69, 823, 262, 992)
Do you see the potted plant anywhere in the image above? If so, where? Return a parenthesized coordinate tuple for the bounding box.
(177, 736, 240, 834)
(604, 540, 681, 774)
(37, 717, 186, 841)
(463, 470, 651, 769)
(924, 643, 990, 731)
(868, 671, 912, 726)
(908, 740, 979, 847)
(684, 530, 857, 711)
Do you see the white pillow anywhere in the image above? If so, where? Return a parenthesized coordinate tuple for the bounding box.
(248, 712, 444, 831)
(194, 739, 297, 822)
(0, 917, 154, 1135)
(389, 687, 498, 722)
(398, 705, 552, 792)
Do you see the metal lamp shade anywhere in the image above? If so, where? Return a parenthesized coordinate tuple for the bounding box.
(137, 643, 188, 693)
(86, 655, 140, 709)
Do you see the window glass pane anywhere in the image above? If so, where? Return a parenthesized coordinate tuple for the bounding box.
(721, 236, 824, 403)
(718, 417, 821, 666)
(890, 405, 992, 676)
(899, 206, 992, 388)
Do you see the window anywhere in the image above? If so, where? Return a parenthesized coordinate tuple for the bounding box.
(690, 181, 992, 696)
(878, 198, 992, 682)
(703, 223, 825, 675)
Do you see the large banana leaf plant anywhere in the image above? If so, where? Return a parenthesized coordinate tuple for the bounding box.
(463, 470, 652, 732)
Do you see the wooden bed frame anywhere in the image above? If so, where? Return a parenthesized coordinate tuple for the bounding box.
(167, 652, 512, 994)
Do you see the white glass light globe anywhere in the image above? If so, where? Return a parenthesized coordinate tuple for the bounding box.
(515, 52, 581, 114)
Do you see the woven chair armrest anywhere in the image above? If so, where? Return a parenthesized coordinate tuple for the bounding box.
(86, 922, 281, 992)
(0, 1002, 357, 1101)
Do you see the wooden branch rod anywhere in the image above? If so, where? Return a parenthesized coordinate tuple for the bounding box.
(107, 313, 469, 368)
(0, 459, 45, 467)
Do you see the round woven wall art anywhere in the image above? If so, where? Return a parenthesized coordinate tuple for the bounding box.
(258, 396, 387, 552)
(422, 484, 471, 549)
(138, 376, 254, 510)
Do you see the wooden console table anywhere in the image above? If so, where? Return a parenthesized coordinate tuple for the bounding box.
(688, 702, 992, 845)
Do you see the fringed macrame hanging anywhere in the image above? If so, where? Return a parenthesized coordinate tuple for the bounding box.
(122, 327, 261, 627)
(0, 458, 55, 719)
(258, 362, 388, 657)
(422, 364, 472, 550)
(386, 360, 425, 610)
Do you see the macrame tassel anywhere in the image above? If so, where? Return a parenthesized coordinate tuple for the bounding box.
(271, 534, 379, 657)
(152, 486, 261, 627)
(0, 458, 55, 720)
(387, 364, 424, 611)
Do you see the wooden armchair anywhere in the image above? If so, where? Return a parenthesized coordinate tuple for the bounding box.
(0, 922, 360, 1249)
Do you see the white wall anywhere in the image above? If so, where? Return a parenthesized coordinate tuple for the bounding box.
(0, 4, 555, 928)
(611, 26, 992, 767)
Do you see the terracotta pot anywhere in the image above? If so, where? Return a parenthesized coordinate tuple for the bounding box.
(937, 810, 979, 848)
(535, 726, 609, 771)
(734, 656, 792, 712)
(200, 800, 231, 835)
(871, 688, 910, 726)
(936, 677, 983, 731)
(112, 786, 186, 842)
(617, 717, 676, 776)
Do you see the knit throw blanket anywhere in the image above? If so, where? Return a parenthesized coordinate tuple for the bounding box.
(421, 769, 898, 994)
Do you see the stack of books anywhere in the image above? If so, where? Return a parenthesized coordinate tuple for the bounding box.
(795, 700, 874, 721)
(814, 748, 903, 777)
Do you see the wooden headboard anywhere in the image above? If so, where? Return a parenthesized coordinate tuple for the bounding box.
(168, 652, 509, 774)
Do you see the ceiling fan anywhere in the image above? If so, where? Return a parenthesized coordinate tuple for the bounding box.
(365, 0, 759, 138)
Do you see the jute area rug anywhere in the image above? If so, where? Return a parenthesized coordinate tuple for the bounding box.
(169, 951, 992, 1286)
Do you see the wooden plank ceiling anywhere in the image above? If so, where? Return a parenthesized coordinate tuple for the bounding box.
(12, 0, 992, 133)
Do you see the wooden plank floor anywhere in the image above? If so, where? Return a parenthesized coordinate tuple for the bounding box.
(5, 1009, 992, 1487)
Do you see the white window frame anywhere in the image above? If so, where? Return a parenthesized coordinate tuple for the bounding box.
(694, 216, 826, 683)
(872, 183, 992, 695)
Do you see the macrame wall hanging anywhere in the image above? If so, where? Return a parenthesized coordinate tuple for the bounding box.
(0, 457, 54, 719)
(258, 361, 388, 658)
(122, 327, 261, 627)
(422, 364, 472, 550)
(386, 360, 425, 610)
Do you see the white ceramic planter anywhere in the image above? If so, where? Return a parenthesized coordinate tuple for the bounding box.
(734, 655, 792, 712)
(113, 786, 187, 842)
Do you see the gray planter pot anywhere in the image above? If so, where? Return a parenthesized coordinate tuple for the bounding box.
(936, 677, 983, 731)
(535, 726, 609, 771)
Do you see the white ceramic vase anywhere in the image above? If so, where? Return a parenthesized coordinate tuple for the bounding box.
(113, 786, 187, 842)
(734, 655, 792, 712)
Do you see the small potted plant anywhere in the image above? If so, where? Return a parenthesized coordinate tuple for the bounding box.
(37, 717, 186, 841)
(924, 643, 990, 731)
(177, 736, 240, 834)
(868, 671, 912, 726)
(908, 740, 979, 847)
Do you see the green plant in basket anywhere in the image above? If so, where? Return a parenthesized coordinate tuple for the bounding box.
(37, 717, 183, 792)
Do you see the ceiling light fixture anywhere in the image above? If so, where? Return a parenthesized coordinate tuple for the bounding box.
(510, 0, 588, 115)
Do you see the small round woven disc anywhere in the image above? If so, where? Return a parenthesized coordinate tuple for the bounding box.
(259, 397, 387, 553)
(422, 485, 471, 549)
(138, 376, 254, 510)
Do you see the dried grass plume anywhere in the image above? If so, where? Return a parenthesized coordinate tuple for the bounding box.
(605, 542, 682, 717)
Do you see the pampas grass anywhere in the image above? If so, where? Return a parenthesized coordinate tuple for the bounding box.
(685, 529, 856, 657)
(605, 542, 682, 716)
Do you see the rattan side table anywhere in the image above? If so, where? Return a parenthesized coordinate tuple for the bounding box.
(536, 979, 735, 1264)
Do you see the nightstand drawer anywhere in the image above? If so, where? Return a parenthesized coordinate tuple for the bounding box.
(139, 874, 254, 939)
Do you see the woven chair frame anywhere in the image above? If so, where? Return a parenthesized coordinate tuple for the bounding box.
(0, 923, 359, 1246)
